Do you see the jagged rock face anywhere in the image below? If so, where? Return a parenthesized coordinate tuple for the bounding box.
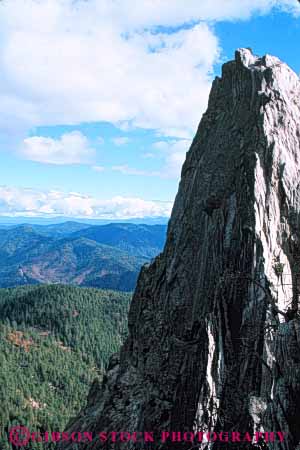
(59, 49, 300, 450)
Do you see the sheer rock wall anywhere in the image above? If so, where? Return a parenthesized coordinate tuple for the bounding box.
(59, 49, 300, 450)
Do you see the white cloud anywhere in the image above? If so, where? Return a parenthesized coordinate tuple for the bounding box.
(142, 152, 156, 159)
(92, 165, 105, 172)
(112, 164, 160, 177)
(112, 137, 130, 146)
(90, 0, 299, 25)
(279, 0, 300, 15)
(0, 185, 172, 219)
(20, 131, 95, 165)
(1, 0, 298, 145)
(112, 137, 191, 179)
(153, 139, 192, 178)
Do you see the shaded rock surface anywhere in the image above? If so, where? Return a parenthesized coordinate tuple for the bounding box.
(58, 49, 300, 450)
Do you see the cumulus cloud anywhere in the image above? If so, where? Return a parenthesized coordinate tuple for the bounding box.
(0, 1, 216, 140)
(0, 185, 172, 219)
(1, 0, 298, 144)
(20, 131, 95, 165)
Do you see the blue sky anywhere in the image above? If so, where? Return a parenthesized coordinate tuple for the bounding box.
(0, 0, 299, 220)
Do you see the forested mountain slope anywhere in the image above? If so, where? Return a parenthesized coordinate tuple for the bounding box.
(0, 285, 130, 449)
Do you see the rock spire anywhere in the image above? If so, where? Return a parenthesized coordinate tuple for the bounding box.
(59, 49, 300, 450)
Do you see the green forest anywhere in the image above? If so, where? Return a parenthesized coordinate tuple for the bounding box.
(0, 285, 131, 449)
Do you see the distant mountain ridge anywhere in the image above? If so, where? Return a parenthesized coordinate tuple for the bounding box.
(0, 216, 169, 226)
(0, 222, 167, 291)
(72, 223, 167, 258)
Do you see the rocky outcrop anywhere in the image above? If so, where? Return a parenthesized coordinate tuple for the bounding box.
(58, 49, 300, 450)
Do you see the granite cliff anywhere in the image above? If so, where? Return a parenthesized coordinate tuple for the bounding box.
(58, 49, 300, 450)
